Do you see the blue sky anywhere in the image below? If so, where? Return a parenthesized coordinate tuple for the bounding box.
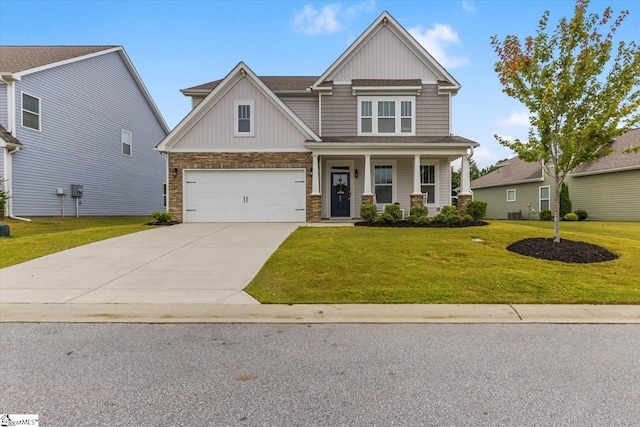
(1, 0, 638, 168)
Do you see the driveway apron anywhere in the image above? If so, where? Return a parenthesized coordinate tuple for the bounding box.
(0, 223, 299, 305)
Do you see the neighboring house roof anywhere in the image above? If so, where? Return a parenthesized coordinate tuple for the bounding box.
(471, 157, 544, 189)
(0, 45, 169, 134)
(0, 124, 23, 148)
(572, 128, 640, 176)
(471, 129, 640, 188)
(182, 76, 318, 95)
(312, 11, 460, 91)
(157, 62, 322, 151)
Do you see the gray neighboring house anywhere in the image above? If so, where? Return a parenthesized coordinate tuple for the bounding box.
(157, 12, 479, 223)
(471, 128, 640, 221)
(0, 46, 169, 218)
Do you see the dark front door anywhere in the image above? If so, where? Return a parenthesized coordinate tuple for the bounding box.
(331, 172, 350, 217)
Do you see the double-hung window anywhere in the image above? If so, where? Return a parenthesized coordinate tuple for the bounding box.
(122, 130, 132, 156)
(22, 93, 41, 131)
(358, 97, 415, 135)
(539, 186, 550, 211)
(420, 164, 436, 204)
(374, 165, 393, 204)
(235, 100, 254, 136)
(507, 189, 516, 202)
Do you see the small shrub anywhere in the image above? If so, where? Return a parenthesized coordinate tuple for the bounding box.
(575, 209, 588, 221)
(539, 210, 553, 221)
(446, 215, 462, 225)
(377, 212, 396, 224)
(431, 213, 446, 224)
(462, 214, 474, 224)
(409, 205, 428, 218)
(384, 204, 402, 220)
(151, 211, 173, 224)
(407, 215, 430, 225)
(564, 212, 579, 221)
(465, 200, 487, 220)
(360, 204, 378, 222)
(440, 205, 458, 217)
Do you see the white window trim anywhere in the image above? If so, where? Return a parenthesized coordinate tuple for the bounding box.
(234, 100, 254, 137)
(539, 185, 550, 211)
(122, 129, 132, 156)
(507, 188, 516, 202)
(420, 160, 439, 206)
(372, 160, 397, 206)
(357, 96, 415, 136)
(21, 91, 41, 131)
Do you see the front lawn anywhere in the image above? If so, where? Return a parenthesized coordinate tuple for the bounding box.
(245, 221, 640, 304)
(0, 217, 154, 268)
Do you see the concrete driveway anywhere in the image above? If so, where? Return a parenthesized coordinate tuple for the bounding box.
(0, 223, 300, 305)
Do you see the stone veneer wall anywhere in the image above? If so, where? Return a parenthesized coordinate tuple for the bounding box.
(457, 194, 472, 216)
(168, 152, 313, 222)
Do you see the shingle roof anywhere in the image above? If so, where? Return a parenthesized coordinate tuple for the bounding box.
(0, 124, 23, 147)
(573, 128, 640, 174)
(183, 76, 319, 93)
(471, 157, 543, 189)
(0, 46, 117, 73)
(315, 135, 480, 145)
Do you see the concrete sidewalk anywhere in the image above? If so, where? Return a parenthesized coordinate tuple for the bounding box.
(1, 302, 639, 323)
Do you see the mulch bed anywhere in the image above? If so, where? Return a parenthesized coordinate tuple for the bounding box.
(507, 238, 618, 264)
(354, 220, 489, 228)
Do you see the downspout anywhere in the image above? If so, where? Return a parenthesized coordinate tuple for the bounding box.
(5, 147, 30, 221)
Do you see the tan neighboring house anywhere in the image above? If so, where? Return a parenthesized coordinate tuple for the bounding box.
(471, 128, 640, 221)
(156, 12, 479, 223)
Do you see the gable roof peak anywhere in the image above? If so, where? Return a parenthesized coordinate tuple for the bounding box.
(312, 11, 460, 90)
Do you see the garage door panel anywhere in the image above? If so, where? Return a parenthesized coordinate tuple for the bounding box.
(184, 170, 306, 222)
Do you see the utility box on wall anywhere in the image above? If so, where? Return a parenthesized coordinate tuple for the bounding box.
(71, 184, 83, 198)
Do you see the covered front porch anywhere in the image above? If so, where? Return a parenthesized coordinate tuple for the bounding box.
(304, 141, 476, 221)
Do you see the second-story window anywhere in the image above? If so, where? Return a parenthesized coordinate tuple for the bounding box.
(358, 97, 414, 136)
(22, 92, 41, 131)
(235, 100, 254, 136)
(122, 130, 132, 156)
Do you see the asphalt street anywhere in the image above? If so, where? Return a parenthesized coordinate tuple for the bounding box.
(2, 323, 639, 426)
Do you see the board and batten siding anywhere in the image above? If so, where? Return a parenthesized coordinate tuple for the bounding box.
(280, 96, 319, 135)
(567, 170, 640, 221)
(10, 51, 167, 216)
(173, 78, 309, 151)
(330, 26, 440, 82)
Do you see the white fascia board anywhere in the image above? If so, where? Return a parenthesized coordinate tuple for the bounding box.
(570, 164, 640, 177)
(471, 177, 545, 190)
(305, 142, 478, 149)
(166, 148, 311, 153)
(12, 46, 122, 79)
(180, 88, 212, 96)
(352, 86, 422, 96)
(312, 11, 461, 90)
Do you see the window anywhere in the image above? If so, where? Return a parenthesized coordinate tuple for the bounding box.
(234, 100, 254, 136)
(507, 189, 516, 202)
(540, 186, 550, 211)
(420, 164, 436, 204)
(163, 183, 167, 207)
(22, 93, 40, 130)
(361, 101, 372, 133)
(358, 97, 414, 135)
(374, 165, 393, 204)
(122, 130, 132, 156)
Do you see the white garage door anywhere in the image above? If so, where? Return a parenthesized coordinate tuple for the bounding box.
(183, 169, 307, 222)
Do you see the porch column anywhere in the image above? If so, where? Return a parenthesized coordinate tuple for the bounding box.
(363, 154, 372, 196)
(410, 154, 425, 208)
(458, 148, 473, 215)
(311, 154, 320, 195)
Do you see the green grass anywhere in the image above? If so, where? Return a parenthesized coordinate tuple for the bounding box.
(0, 216, 155, 268)
(246, 221, 640, 304)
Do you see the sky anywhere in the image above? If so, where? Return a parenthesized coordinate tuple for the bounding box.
(1, 0, 638, 169)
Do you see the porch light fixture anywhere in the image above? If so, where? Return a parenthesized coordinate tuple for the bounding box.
(172, 167, 178, 178)
(310, 167, 313, 176)
(355, 169, 359, 178)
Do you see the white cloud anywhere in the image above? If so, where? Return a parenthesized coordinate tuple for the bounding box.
(462, 1, 475, 12)
(294, 4, 342, 35)
(294, 1, 375, 35)
(497, 110, 531, 128)
(408, 23, 470, 68)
